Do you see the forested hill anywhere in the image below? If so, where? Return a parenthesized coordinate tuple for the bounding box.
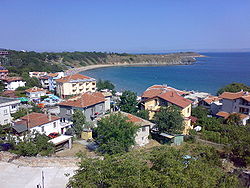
(0, 50, 202, 76)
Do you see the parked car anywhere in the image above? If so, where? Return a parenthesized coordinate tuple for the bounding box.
(0, 143, 13, 151)
(48, 132, 59, 139)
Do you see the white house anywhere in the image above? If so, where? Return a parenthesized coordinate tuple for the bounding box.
(100, 111, 155, 147)
(216, 111, 249, 126)
(0, 97, 20, 125)
(3, 77, 26, 90)
(101, 91, 112, 112)
(13, 112, 61, 135)
(219, 91, 250, 115)
(29, 72, 47, 78)
(25, 87, 47, 99)
(199, 96, 222, 115)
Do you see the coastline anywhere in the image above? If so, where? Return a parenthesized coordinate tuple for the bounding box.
(65, 62, 194, 75)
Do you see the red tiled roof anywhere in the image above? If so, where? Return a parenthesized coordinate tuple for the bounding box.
(59, 92, 105, 108)
(0, 70, 8, 73)
(3, 77, 23, 82)
(25, 87, 46, 93)
(189, 116, 198, 123)
(242, 95, 250, 102)
(219, 91, 245, 100)
(216, 111, 249, 120)
(56, 74, 93, 83)
(39, 76, 49, 80)
(20, 112, 60, 128)
(48, 73, 59, 77)
(203, 96, 221, 104)
(158, 91, 192, 108)
(1, 90, 18, 98)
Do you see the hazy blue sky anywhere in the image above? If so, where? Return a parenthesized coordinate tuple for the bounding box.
(1, 0, 250, 52)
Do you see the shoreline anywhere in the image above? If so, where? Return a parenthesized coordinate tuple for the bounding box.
(65, 62, 194, 75)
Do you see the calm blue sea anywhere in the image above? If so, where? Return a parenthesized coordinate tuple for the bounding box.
(81, 52, 250, 95)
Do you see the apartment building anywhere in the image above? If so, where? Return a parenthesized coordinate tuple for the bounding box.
(0, 97, 20, 125)
(55, 74, 96, 98)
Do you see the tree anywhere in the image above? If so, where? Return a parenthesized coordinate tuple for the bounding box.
(226, 113, 242, 126)
(68, 144, 239, 188)
(97, 79, 115, 91)
(135, 110, 149, 120)
(154, 106, 184, 134)
(192, 106, 209, 119)
(95, 113, 138, 155)
(11, 132, 54, 156)
(217, 83, 250, 95)
(72, 109, 86, 138)
(12, 108, 29, 120)
(119, 90, 138, 114)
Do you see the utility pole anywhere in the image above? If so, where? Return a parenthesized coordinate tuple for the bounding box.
(42, 171, 45, 188)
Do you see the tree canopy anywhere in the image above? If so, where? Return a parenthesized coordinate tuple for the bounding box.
(97, 79, 115, 91)
(119, 90, 138, 114)
(217, 83, 250, 95)
(72, 109, 86, 138)
(95, 113, 138, 155)
(154, 106, 184, 134)
(68, 144, 239, 188)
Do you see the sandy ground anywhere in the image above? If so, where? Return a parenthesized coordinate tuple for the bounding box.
(0, 162, 77, 188)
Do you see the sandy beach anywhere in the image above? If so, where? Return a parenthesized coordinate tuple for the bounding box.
(64, 62, 195, 76)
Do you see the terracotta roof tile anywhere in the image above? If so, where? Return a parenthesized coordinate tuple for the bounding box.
(203, 96, 221, 104)
(219, 91, 245, 100)
(3, 77, 23, 82)
(56, 74, 94, 83)
(48, 73, 59, 77)
(25, 87, 46, 93)
(59, 92, 105, 108)
(158, 91, 192, 108)
(20, 112, 60, 128)
(242, 95, 250, 102)
(216, 111, 249, 120)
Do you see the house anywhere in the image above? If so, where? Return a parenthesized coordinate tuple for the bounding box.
(141, 85, 193, 135)
(199, 96, 222, 115)
(219, 91, 250, 115)
(216, 111, 249, 126)
(55, 74, 96, 98)
(184, 91, 210, 107)
(39, 75, 50, 89)
(25, 87, 47, 100)
(58, 92, 106, 122)
(101, 91, 112, 112)
(0, 66, 8, 80)
(29, 72, 47, 78)
(2, 77, 26, 90)
(1, 90, 19, 98)
(13, 112, 61, 135)
(100, 111, 155, 146)
(0, 97, 20, 125)
(47, 72, 64, 91)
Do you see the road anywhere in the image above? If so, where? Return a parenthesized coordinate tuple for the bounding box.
(0, 162, 77, 188)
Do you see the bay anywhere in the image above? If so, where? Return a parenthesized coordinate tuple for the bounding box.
(81, 52, 250, 95)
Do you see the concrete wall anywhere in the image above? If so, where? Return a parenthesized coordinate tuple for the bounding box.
(5, 81, 26, 90)
(59, 102, 105, 122)
(135, 125, 150, 146)
(30, 119, 61, 135)
(56, 81, 96, 98)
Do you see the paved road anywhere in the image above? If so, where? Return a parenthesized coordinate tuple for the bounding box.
(0, 162, 77, 188)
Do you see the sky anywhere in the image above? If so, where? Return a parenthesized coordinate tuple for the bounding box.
(1, 0, 250, 53)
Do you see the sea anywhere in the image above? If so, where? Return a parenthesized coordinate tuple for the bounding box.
(81, 52, 250, 95)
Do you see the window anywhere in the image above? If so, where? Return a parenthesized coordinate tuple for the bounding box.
(67, 109, 71, 115)
(4, 119, 8, 124)
(11, 105, 16, 109)
(92, 82, 95, 85)
(53, 122, 56, 128)
(141, 127, 146, 132)
(154, 99, 158, 106)
(41, 126, 45, 132)
(187, 107, 190, 114)
(4, 109, 8, 115)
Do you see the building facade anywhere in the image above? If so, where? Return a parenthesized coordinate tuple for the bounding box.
(3, 77, 26, 90)
(55, 74, 96, 98)
(25, 87, 47, 99)
(0, 66, 8, 80)
(141, 85, 193, 135)
(58, 92, 106, 122)
(0, 97, 20, 125)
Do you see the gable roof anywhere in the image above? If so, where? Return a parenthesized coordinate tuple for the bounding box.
(3, 77, 23, 82)
(203, 96, 221, 104)
(142, 85, 187, 98)
(216, 111, 249, 120)
(158, 91, 192, 108)
(19, 112, 60, 128)
(25, 87, 46, 93)
(59, 92, 105, 108)
(56, 74, 95, 83)
(242, 95, 250, 102)
(219, 91, 245, 100)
